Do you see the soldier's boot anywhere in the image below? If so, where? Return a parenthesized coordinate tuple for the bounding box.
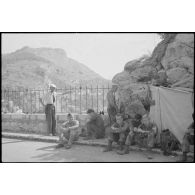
(117, 145, 129, 155)
(118, 141, 124, 151)
(103, 140, 112, 152)
(177, 152, 188, 162)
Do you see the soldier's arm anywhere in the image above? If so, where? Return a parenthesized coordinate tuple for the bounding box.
(69, 120, 79, 130)
(111, 124, 120, 132)
(39, 93, 46, 106)
(120, 122, 129, 132)
(135, 124, 148, 133)
(61, 122, 69, 131)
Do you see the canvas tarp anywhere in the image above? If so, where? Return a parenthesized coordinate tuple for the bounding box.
(149, 86, 194, 143)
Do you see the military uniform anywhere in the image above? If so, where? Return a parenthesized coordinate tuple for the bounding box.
(86, 113, 105, 139)
(104, 120, 129, 152)
(108, 121, 129, 143)
(124, 119, 142, 146)
(182, 121, 194, 153)
(59, 120, 80, 146)
(43, 90, 57, 135)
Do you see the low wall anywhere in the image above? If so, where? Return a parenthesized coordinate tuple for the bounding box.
(1, 113, 110, 135)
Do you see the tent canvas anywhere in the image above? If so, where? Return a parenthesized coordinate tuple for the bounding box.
(149, 86, 194, 143)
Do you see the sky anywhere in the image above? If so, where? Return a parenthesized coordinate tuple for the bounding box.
(2, 33, 161, 80)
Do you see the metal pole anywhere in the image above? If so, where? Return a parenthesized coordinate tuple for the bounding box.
(102, 85, 104, 113)
(79, 86, 82, 114)
(75, 86, 76, 113)
(70, 86, 72, 113)
(7, 88, 9, 109)
(97, 85, 98, 113)
(60, 89, 63, 113)
(86, 86, 88, 111)
(55, 88, 57, 113)
(30, 89, 32, 113)
(91, 85, 93, 110)
(38, 89, 40, 113)
(65, 86, 67, 113)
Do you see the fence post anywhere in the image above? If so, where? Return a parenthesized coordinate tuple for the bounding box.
(97, 85, 98, 113)
(60, 88, 62, 113)
(65, 86, 67, 113)
(91, 85, 93, 110)
(30, 89, 32, 114)
(79, 86, 82, 114)
(86, 86, 88, 111)
(56, 88, 58, 113)
(75, 86, 77, 113)
(102, 85, 104, 113)
(70, 86, 72, 113)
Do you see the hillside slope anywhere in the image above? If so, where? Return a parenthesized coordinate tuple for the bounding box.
(2, 46, 110, 89)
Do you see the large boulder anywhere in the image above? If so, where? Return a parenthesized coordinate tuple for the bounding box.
(112, 71, 136, 87)
(161, 33, 194, 88)
(108, 33, 194, 120)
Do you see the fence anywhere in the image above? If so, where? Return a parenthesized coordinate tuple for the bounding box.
(1, 86, 111, 114)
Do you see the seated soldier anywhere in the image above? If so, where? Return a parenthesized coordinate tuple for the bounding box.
(84, 109, 105, 140)
(56, 113, 80, 149)
(117, 114, 142, 155)
(103, 113, 129, 152)
(119, 114, 157, 157)
(137, 114, 157, 148)
(178, 113, 194, 162)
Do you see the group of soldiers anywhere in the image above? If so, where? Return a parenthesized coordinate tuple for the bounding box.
(40, 83, 194, 161)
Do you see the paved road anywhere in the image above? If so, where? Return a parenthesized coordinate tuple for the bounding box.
(2, 138, 178, 162)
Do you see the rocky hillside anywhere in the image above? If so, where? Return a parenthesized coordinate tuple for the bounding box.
(109, 33, 194, 118)
(2, 46, 110, 89)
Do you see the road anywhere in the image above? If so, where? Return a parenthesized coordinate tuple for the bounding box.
(2, 138, 178, 162)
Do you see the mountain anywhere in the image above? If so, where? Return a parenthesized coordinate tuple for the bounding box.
(2, 46, 111, 89)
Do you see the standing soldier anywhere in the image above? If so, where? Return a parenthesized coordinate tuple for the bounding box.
(107, 83, 118, 125)
(39, 84, 57, 136)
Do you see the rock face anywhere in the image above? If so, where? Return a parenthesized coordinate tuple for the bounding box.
(108, 33, 194, 119)
(161, 34, 194, 88)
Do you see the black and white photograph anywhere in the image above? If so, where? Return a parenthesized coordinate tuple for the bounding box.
(1, 32, 194, 162)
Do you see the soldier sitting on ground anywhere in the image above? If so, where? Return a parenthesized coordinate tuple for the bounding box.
(56, 113, 80, 149)
(118, 114, 157, 158)
(177, 113, 194, 162)
(83, 109, 105, 140)
(117, 114, 142, 155)
(103, 113, 129, 152)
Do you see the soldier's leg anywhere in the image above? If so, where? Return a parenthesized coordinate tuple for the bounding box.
(117, 131, 134, 155)
(66, 130, 79, 149)
(56, 128, 68, 148)
(51, 105, 56, 135)
(179, 133, 191, 162)
(86, 123, 104, 139)
(94, 126, 105, 139)
(103, 127, 114, 152)
(46, 105, 52, 135)
(85, 122, 94, 139)
(118, 132, 126, 150)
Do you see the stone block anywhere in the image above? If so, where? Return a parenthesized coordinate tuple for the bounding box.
(1, 114, 11, 120)
(37, 114, 45, 120)
(58, 114, 67, 122)
(11, 114, 24, 120)
(30, 114, 37, 120)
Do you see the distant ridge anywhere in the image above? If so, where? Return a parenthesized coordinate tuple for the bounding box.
(2, 47, 111, 89)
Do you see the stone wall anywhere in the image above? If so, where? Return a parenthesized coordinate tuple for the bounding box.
(2, 113, 110, 135)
